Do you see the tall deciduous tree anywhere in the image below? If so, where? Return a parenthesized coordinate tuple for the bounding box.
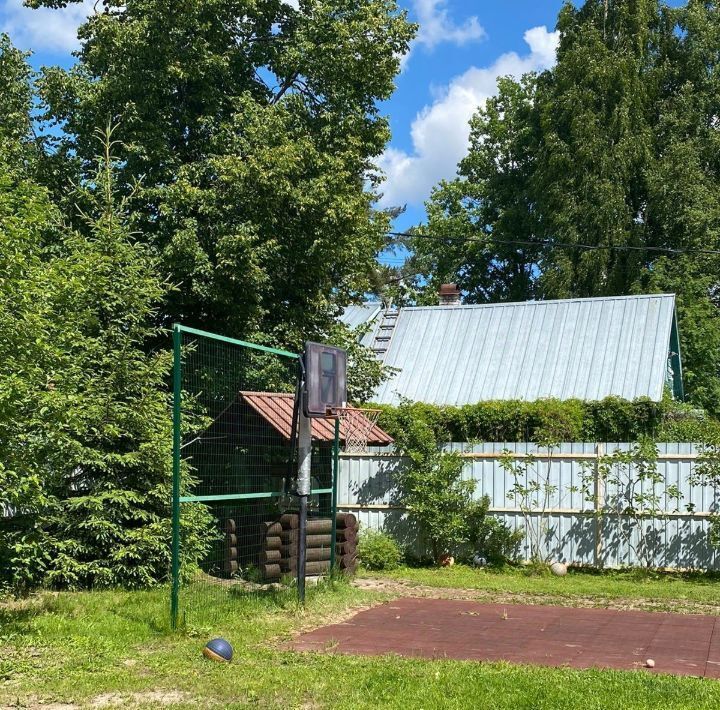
(536, 0, 660, 298)
(36, 0, 414, 348)
(413, 76, 543, 303)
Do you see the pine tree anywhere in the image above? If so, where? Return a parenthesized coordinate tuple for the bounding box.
(1, 123, 211, 590)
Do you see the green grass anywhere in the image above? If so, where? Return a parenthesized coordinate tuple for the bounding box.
(362, 565, 720, 608)
(2, 575, 720, 708)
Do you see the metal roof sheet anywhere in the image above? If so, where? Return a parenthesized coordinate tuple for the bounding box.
(371, 294, 679, 405)
(239, 392, 393, 445)
(339, 302, 382, 331)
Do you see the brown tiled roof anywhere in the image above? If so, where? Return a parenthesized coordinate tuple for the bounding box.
(239, 392, 393, 445)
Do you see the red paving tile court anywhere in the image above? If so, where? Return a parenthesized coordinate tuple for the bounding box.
(291, 598, 720, 678)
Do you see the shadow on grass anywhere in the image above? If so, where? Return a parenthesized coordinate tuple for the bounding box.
(0, 594, 62, 636)
(176, 573, 356, 634)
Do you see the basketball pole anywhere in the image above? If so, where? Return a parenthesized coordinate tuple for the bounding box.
(296, 400, 312, 605)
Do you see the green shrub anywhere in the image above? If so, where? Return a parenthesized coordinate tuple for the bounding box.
(388, 405, 486, 561)
(475, 517, 524, 566)
(357, 530, 403, 571)
(374, 397, 720, 443)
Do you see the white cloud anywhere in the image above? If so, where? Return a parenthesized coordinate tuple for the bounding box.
(399, 0, 485, 71)
(414, 0, 485, 50)
(379, 26, 560, 208)
(1, 0, 95, 53)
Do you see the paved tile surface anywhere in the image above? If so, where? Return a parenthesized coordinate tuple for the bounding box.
(291, 598, 720, 677)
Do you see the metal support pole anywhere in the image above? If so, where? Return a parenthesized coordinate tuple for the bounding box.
(170, 324, 182, 630)
(330, 416, 340, 571)
(594, 442, 605, 569)
(296, 409, 312, 604)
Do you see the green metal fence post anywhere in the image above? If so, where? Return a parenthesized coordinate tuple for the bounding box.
(170, 324, 182, 630)
(330, 417, 340, 570)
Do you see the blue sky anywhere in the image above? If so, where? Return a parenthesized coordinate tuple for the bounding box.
(380, 1, 562, 232)
(2, 1, 569, 232)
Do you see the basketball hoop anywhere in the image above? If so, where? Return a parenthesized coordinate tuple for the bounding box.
(334, 407, 381, 454)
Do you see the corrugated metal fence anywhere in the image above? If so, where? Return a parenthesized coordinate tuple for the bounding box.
(338, 443, 720, 570)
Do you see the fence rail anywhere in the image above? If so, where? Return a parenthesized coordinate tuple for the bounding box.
(338, 443, 720, 570)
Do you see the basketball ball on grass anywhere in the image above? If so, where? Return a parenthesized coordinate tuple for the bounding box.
(203, 638, 233, 662)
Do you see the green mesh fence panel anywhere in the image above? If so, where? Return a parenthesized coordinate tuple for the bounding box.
(170, 325, 337, 629)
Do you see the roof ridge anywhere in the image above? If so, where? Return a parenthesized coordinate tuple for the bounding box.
(399, 293, 676, 312)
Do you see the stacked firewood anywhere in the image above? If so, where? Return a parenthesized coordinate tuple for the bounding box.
(260, 513, 359, 582)
(224, 518, 240, 576)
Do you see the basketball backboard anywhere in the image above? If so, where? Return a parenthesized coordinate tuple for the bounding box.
(303, 341, 347, 417)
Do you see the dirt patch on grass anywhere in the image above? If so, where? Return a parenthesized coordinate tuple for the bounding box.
(1, 691, 195, 710)
(1, 703, 79, 710)
(91, 690, 192, 707)
(353, 577, 720, 615)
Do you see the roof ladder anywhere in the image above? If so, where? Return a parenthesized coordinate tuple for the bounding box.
(371, 308, 399, 358)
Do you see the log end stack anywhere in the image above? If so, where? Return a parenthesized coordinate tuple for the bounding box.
(261, 512, 359, 582)
(257, 520, 283, 582)
(224, 518, 238, 576)
(224, 513, 359, 583)
(226, 519, 283, 579)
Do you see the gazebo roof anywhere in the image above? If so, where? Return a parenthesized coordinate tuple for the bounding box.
(238, 392, 393, 445)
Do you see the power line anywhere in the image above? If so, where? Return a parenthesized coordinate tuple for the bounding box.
(385, 231, 720, 257)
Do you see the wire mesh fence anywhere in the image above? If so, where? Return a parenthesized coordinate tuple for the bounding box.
(170, 325, 338, 629)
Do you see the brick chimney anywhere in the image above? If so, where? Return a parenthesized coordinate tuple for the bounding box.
(439, 283, 461, 306)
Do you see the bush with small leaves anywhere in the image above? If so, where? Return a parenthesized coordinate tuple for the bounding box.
(358, 530, 403, 571)
(474, 517, 524, 566)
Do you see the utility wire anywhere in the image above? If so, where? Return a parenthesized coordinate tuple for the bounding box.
(384, 230, 720, 257)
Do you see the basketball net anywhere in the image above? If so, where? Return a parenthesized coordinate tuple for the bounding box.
(333, 407, 381, 454)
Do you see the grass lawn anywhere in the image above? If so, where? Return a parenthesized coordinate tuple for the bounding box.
(360, 564, 720, 610)
(2, 574, 720, 709)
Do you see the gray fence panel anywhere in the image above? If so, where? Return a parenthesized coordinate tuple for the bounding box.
(339, 442, 720, 570)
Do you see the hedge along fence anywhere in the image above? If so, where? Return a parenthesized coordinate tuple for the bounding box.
(373, 398, 720, 445)
(337, 442, 720, 570)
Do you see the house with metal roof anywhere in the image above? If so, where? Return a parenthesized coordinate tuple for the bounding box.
(340, 290, 683, 406)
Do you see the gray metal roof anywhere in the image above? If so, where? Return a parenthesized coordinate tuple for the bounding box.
(369, 294, 681, 405)
(339, 302, 382, 331)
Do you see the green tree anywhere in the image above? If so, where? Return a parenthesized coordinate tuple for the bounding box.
(0, 34, 33, 161)
(413, 76, 544, 303)
(36, 0, 414, 348)
(0, 34, 55, 588)
(536, 0, 660, 298)
(0, 124, 211, 590)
